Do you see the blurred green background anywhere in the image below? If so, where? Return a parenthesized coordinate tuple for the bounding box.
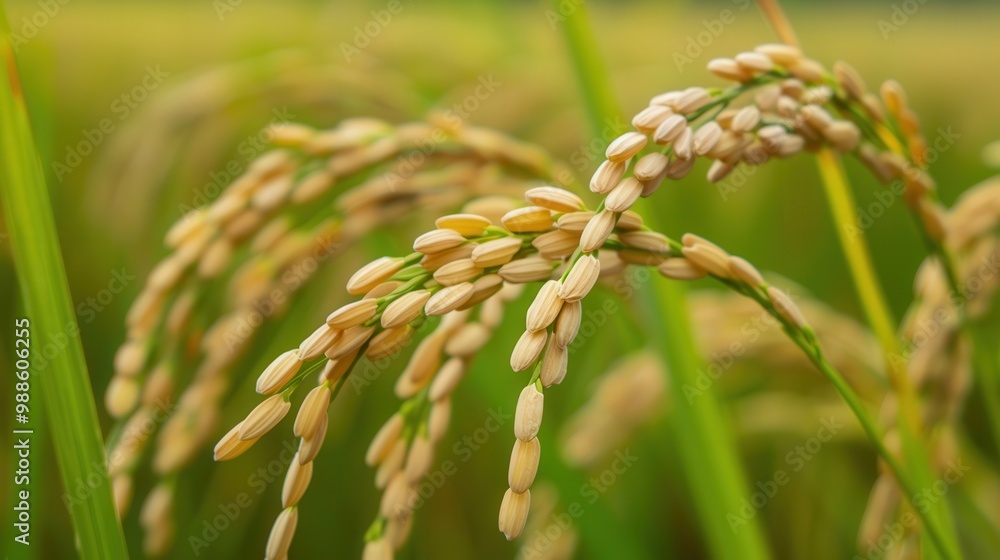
(1, 1, 999, 558)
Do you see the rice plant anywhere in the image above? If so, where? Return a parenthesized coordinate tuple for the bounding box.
(4, 1, 999, 559)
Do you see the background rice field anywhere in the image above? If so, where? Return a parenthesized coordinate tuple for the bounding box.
(1, 1, 999, 558)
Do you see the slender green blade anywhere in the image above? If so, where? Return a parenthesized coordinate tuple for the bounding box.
(0, 5, 129, 559)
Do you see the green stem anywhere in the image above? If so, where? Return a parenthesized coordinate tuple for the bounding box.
(0, 6, 130, 559)
(557, 3, 622, 139)
(814, 148, 960, 559)
(554, 3, 771, 558)
(815, 149, 901, 366)
(792, 330, 961, 560)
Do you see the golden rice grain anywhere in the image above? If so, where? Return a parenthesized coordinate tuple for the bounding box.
(420, 243, 475, 271)
(605, 132, 647, 162)
(293, 384, 331, 439)
(754, 43, 802, 65)
(800, 105, 833, 131)
(481, 297, 506, 329)
(673, 127, 694, 160)
(413, 228, 467, 254)
(472, 237, 523, 268)
(707, 58, 752, 82)
(425, 283, 475, 315)
(444, 323, 491, 357)
(429, 399, 451, 441)
(525, 186, 585, 213)
(650, 90, 682, 107)
(693, 122, 724, 156)
(823, 121, 860, 152)
(526, 280, 564, 332)
(239, 395, 291, 440)
(560, 255, 601, 302)
(462, 274, 505, 309)
(386, 515, 413, 551)
(380, 472, 414, 520)
(653, 114, 687, 145)
(706, 160, 736, 183)
(619, 231, 670, 254)
(321, 349, 359, 384)
(394, 350, 435, 399)
(365, 325, 413, 361)
(555, 211, 595, 233)
(590, 159, 628, 194)
(728, 256, 766, 286)
(326, 325, 375, 359)
(375, 438, 406, 490)
(735, 51, 774, 73)
(104, 375, 140, 418)
(435, 213, 492, 237)
(531, 229, 580, 260)
(917, 199, 947, 243)
(214, 422, 259, 461)
(404, 434, 435, 483)
(541, 340, 569, 386)
(327, 299, 379, 329)
(139, 482, 172, 528)
(633, 153, 669, 182)
(142, 364, 174, 406)
(298, 324, 341, 361)
(113, 340, 147, 378)
(880, 80, 907, 117)
(658, 258, 708, 280)
(363, 538, 392, 560)
(265, 507, 297, 559)
(433, 258, 482, 286)
(731, 105, 762, 133)
(381, 290, 432, 329)
(510, 330, 547, 372)
(165, 210, 207, 248)
(290, 169, 335, 204)
(515, 384, 544, 441)
(297, 414, 328, 464)
(708, 131, 751, 163)
(616, 210, 644, 231)
(252, 173, 294, 211)
(112, 475, 132, 517)
(787, 58, 825, 83)
(347, 257, 405, 295)
(632, 105, 673, 133)
(676, 87, 711, 113)
(147, 255, 186, 292)
(580, 209, 616, 252)
(605, 177, 643, 212)
(366, 413, 405, 467)
(767, 286, 809, 328)
(429, 357, 466, 401)
(281, 454, 314, 507)
(508, 437, 541, 494)
(501, 206, 554, 233)
(498, 488, 530, 541)
(499, 257, 558, 284)
(553, 301, 582, 349)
